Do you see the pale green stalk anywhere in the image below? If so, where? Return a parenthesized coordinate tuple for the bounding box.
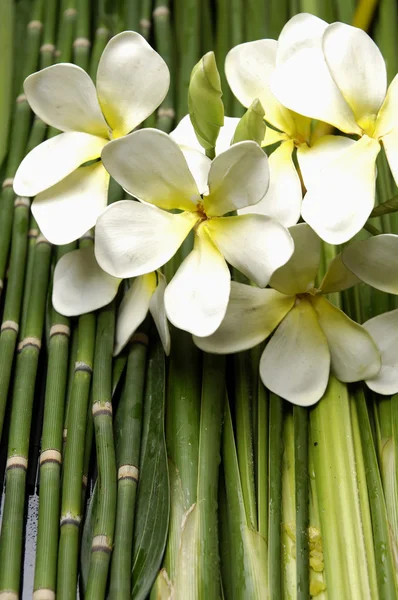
(268, 393, 284, 600)
(0, 0, 13, 169)
(294, 406, 309, 600)
(281, 413, 296, 599)
(153, 0, 175, 133)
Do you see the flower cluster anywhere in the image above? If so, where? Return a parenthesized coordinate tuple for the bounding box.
(13, 15, 398, 406)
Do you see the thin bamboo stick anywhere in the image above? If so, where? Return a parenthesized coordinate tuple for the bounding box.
(153, 0, 175, 132)
(0, 0, 14, 170)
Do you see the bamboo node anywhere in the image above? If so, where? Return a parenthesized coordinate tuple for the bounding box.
(74, 360, 93, 374)
(73, 37, 91, 48)
(14, 196, 30, 208)
(63, 428, 67, 441)
(0, 280, 3, 290)
(92, 401, 113, 418)
(157, 107, 175, 119)
(60, 512, 81, 527)
(82, 474, 88, 487)
(17, 337, 41, 352)
(40, 43, 55, 53)
(64, 8, 78, 17)
(36, 233, 50, 246)
(2, 178, 14, 188)
(16, 94, 27, 104)
(96, 26, 109, 36)
(118, 464, 139, 482)
(130, 332, 149, 346)
(6, 456, 28, 471)
(153, 5, 170, 17)
(50, 324, 70, 338)
(1, 320, 19, 334)
(28, 228, 39, 239)
(0, 592, 19, 600)
(140, 18, 151, 30)
(92, 535, 112, 554)
(40, 449, 62, 466)
(33, 589, 55, 600)
(28, 20, 43, 30)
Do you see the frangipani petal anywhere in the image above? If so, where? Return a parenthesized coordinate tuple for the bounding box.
(149, 272, 170, 355)
(114, 273, 157, 356)
(239, 140, 301, 227)
(95, 200, 199, 278)
(271, 15, 360, 134)
(96, 31, 170, 137)
(205, 141, 269, 216)
(225, 39, 297, 136)
(52, 246, 121, 317)
(101, 129, 201, 211)
(363, 309, 398, 395)
(375, 73, 398, 137)
(260, 297, 330, 406)
(179, 146, 211, 195)
(32, 163, 109, 245)
(193, 282, 294, 353)
(323, 23, 387, 125)
(24, 64, 108, 137)
(164, 227, 231, 337)
(320, 253, 360, 294)
(301, 135, 380, 244)
(296, 135, 356, 191)
(342, 234, 398, 294)
(215, 116, 240, 153)
(14, 132, 107, 197)
(205, 214, 294, 288)
(381, 130, 398, 186)
(311, 295, 381, 382)
(170, 114, 240, 155)
(270, 223, 320, 295)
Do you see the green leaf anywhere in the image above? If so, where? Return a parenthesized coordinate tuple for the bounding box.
(232, 99, 266, 146)
(370, 195, 398, 218)
(188, 51, 224, 154)
(80, 481, 99, 593)
(132, 335, 170, 600)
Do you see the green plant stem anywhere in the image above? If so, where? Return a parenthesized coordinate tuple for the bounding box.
(268, 0, 288, 39)
(0, 234, 52, 596)
(140, 0, 152, 39)
(176, 0, 200, 120)
(19, 215, 39, 337)
(153, 0, 175, 132)
(90, 23, 109, 80)
(256, 381, 269, 540)
(201, 0, 213, 53)
(85, 303, 116, 600)
(73, 0, 90, 70)
(268, 393, 284, 600)
(246, 0, 267, 40)
(215, 0, 231, 114)
(0, 0, 14, 170)
(110, 335, 148, 598)
(124, 0, 141, 29)
(353, 0, 380, 30)
(294, 406, 309, 600)
(282, 412, 296, 598)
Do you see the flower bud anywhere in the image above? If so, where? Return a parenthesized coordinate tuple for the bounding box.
(232, 99, 266, 146)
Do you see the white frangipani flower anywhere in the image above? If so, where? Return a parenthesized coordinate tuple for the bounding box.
(13, 31, 170, 245)
(195, 224, 381, 407)
(95, 128, 294, 337)
(271, 13, 397, 243)
(52, 245, 170, 356)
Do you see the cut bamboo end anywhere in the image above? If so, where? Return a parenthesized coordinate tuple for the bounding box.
(0, 591, 19, 599)
(6, 456, 28, 471)
(118, 464, 139, 483)
(157, 108, 175, 119)
(14, 196, 30, 208)
(153, 5, 170, 17)
(1, 320, 19, 334)
(50, 324, 70, 338)
(92, 401, 112, 418)
(27, 20, 43, 30)
(17, 337, 41, 353)
(36, 234, 50, 246)
(16, 94, 26, 104)
(140, 18, 151, 31)
(62, 428, 67, 442)
(73, 37, 91, 48)
(33, 589, 55, 600)
(40, 449, 62, 466)
(74, 361, 93, 374)
(2, 178, 14, 188)
(96, 26, 108, 35)
(60, 512, 81, 528)
(28, 228, 39, 239)
(64, 8, 77, 17)
(92, 535, 112, 554)
(131, 332, 149, 347)
(40, 43, 55, 54)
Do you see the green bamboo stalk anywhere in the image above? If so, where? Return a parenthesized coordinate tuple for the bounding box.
(268, 393, 284, 600)
(124, 0, 141, 30)
(281, 412, 296, 599)
(268, 0, 288, 39)
(140, 0, 153, 39)
(299, 0, 335, 21)
(353, 0, 380, 30)
(153, 0, 175, 133)
(73, 0, 91, 70)
(0, 233, 52, 597)
(335, 0, 356, 22)
(55, 0, 77, 64)
(19, 215, 39, 337)
(0, 0, 44, 295)
(294, 406, 309, 600)
(89, 23, 109, 81)
(63, 322, 78, 451)
(246, 0, 267, 40)
(85, 303, 116, 599)
(256, 379, 269, 541)
(201, 0, 214, 53)
(0, 0, 14, 170)
(230, 0, 244, 118)
(215, 0, 231, 114)
(176, 0, 200, 121)
(110, 334, 148, 598)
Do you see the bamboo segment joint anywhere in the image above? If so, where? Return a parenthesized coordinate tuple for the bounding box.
(28, 20, 43, 30)
(50, 324, 70, 338)
(36, 234, 50, 246)
(32, 589, 55, 600)
(6, 456, 28, 471)
(64, 8, 78, 16)
(92, 401, 112, 418)
(157, 107, 175, 119)
(1, 321, 18, 334)
(118, 464, 139, 482)
(2, 178, 14, 188)
(91, 535, 112, 554)
(96, 27, 109, 35)
(0, 592, 19, 599)
(40, 43, 55, 53)
(17, 337, 41, 352)
(140, 18, 151, 30)
(60, 512, 81, 527)
(73, 37, 91, 48)
(40, 449, 62, 466)
(0, 280, 3, 291)
(28, 228, 39, 239)
(131, 332, 149, 346)
(74, 361, 93, 374)
(82, 474, 88, 488)
(14, 196, 30, 208)
(153, 6, 170, 17)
